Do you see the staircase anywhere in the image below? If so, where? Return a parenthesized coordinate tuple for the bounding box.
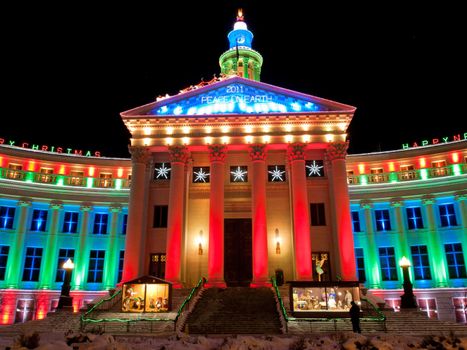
(185, 287, 282, 334)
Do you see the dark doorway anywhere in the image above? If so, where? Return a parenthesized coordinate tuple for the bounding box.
(149, 253, 166, 279)
(224, 218, 252, 287)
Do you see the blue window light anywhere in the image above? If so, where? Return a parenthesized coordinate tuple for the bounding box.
(117, 250, 124, 282)
(407, 207, 424, 230)
(375, 209, 391, 232)
(30, 209, 48, 232)
(439, 204, 458, 227)
(0, 206, 15, 230)
(0, 245, 10, 280)
(122, 214, 128, 235)
(88, 250, 105, 283)
(355, 248, 366, 282)
(445, 243, 466, 279)
(410, 245, 432, 280)
(22, 247, 43, 282)
(62, 212, 79, 234)
(55, 249, 75, 282)
(379, 247, 398, 281)
(351, 211, 361, 232)
(93, 213, 108, 235)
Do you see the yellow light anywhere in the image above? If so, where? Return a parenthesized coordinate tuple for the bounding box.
(221, 136, 229, 144)
(245, 135, 253, 144)
(205, 136, 213, 144)
(358, 164, 365, 174)
(205, 126, 212, 134)
(275, 228, 281, 254)
(302, 135, 311, 143)
(28, 161, 36, 171)
(302, 124, 310, 131)
(88, 167, 95, 177)
(143, 138, 150, 146)
(262, 135, 271, 143)
(285, 135, 293, 143)
(245, 125, 253, 133)
(196, 230, 204, 255)
(238, 8, 243, 18)
(262, 125, 271, 132)
(452, 152, 459, 163)
(221, 125, 230, 133)
(165, 137, 173, 145)
(182, 137, 190, 145)
(325, 134, 334, 142)
(117, 168, 124, 178)
(388, 162, 395, 172)
(284, 125, 293, 132)
(338, 123, 347, 131)
(166, 127, 174, 135)
(182, 126, 190, 134)
(419, 158, 426, 168)
(58, 165, 66, 175)
(399, 256, 411, 268)
(143, 127, 152, 135)
(63, 258, 74, 270)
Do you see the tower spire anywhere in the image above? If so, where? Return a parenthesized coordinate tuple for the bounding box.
(219, 9, 263, 81)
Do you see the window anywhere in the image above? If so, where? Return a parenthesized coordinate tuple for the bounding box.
(154, 163, 171, 180)
(375, 209, 391, 231)
(14, 299, 35, 324)
(88, 250, 105, 283)
(444, 243, 466, 279)
(30, 209, 48, 232)
(268, 165, 286, 182)
(453, 297, 467, 323)
(406, 207, 424, 230)
(22, 247, 43, 282)
(310, 203, 326, 226)
(355, 248, 366, 282)
(369, 168, 386, 183)
(117, 250, 124, 282)
(400, 165, 417, 180)
(93, 213, 108, 234)
(431, 160, 448, 177)
(192, 167, 210, 183)
(418, 299, 438, 319)
(384, 298, 401, 312)
(68, 170, 84, 186)
(98, 173, 113, 188)
(153, 206, 168, 228)
(7, 164, 24, 180)
(347, 170, 357, 184)
(351, 211, 361, 232)
(379, 247, 398, 281)
(0, 206, 15, 229)
(230, 166, 248, 182)
(305, 160, 325, 177)
(122, 214, 128, 235)
(38, 168, 54, 183)
(55, 249, 75, 282)
(439, 204, 458, 227)
(62, 212, 79, 233)
(0, 245, 10, 280)
(410, 245, 431, 280)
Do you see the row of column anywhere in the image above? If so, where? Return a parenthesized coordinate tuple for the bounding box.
(123, 142, 357, 285)
(360, 193, 467, 289)
(3, 199, 123, 290)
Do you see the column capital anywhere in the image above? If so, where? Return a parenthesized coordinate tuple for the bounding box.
(360, 200, 373, 210)
(390, 198, 404, 208)
(325, 141, 349, 161)
(421, 195, 436, 205)
(208, 144, 227, 162)
(454, 192, 467, 202)
(287, 143, 307, 161)
(49, 201, 63, 210)
(80, 202, 93, 212)
(110, 203, 123, 213)
(248, 144, 266, 161)
(129, 146, 151, 164)
(18, 198, 32, 207)
(168, 145, 190, 164)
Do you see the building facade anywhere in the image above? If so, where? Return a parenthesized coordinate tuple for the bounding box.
(0, 12, 466, 324)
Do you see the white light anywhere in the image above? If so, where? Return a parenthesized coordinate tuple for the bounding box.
(63, 258, 74, 270)
(221, 126, 230, 133)
(262, 125, 271, 132)
(221, 136, 229, 144)
(245, 135, 253, 144)
(166, 127, 174, 135)
(245, 125, 253, 133)
(338, 123, 347, 131)
(285, 135, 293, 143)
(182, 126, 190, 134)
(165, 137, 173, 145)
(262, 135, 271, 143)
(143, 127, 152, 135)
(284, 125, 293, 132)
(302, 124, 310, 131)
(302, 135, 311, 143)
(325, 134, 334, 142)
(205, 136, 213, 144)
(143, 138, 150, 146)
(182, 137, 189, 145)
(205, 126, 212, 134)
(234, 21, 248, 30)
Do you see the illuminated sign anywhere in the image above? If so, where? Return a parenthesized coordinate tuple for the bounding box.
(402, 132, 467, 149)
(151, 83, 327, 116)
(0, 138, 101, 157)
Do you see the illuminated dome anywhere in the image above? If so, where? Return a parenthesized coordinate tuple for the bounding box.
(234, 21, 247, 30)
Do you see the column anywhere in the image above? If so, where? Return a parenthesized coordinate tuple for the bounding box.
(39, 201, 63, 289)
(361, 200, 381, 289)
(422, 195, 448, 287)
(243, 57, 250, 79)
(4, 198, 31, 288)
(103, 204, 122, 289)
(73, 203, 92, 289)
(390, 198, 410, 261)
(455, 192, 467, 228)
(249, 144, 269, 285)
(207, 145, 227, 286)
(326, 141, 357, 281)
(121, 146, 151, 282)
(165, 145, 189, 287)
(287, 143, 312, 280)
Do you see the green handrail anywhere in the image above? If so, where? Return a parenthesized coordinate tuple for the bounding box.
(271, 277, 289, 322)
(174, 277, 206, 324)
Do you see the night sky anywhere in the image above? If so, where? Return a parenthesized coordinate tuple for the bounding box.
(2, 2, 465, 158)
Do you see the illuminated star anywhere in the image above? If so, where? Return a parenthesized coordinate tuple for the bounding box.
(155, 163, 171, 179)
(231, 166, 247, 182)
(194, 168, 210, 183)
(268, 166, 285, 182)
(306, 161, 324, 176)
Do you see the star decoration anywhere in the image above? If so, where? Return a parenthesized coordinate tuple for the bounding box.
(154, 163, 171, 179)
(193, 167, 210, 183)
(306, 160, 324, 177)
(268, 165, 286, 182)
(230, 166, 248, 182)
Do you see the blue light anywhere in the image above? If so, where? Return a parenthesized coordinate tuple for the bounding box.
(173, 106, 183, 115)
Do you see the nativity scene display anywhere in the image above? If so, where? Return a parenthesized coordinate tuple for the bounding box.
(121, 276, 171, 313)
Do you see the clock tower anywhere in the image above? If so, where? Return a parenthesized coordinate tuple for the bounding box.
(219, 9, 263, 81)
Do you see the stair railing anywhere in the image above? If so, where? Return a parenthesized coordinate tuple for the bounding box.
(174, 277, 206, 333)
(271, 277, 289, 333)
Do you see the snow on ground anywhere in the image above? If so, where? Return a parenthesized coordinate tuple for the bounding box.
(2, 331, 467, 350)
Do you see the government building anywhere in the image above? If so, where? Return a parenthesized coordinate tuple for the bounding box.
(0, 12, 466, 325)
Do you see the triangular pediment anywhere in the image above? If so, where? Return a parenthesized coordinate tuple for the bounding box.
(121, 76, 355, 118)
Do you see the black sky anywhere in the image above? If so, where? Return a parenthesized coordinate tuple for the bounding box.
(2, 2, 465, 158)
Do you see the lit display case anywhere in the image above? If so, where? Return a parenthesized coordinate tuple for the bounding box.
(289, 281, 360, 317)
(122, 276, 172, 313)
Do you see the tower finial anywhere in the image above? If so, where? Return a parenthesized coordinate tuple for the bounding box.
(237, 8, 244, 21)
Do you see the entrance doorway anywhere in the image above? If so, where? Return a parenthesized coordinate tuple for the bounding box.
(149, 253, 166, 279)
(224, 218, 252, 287)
